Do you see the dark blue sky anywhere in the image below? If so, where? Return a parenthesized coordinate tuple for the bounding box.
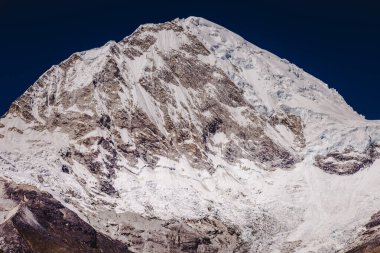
(1, 0, 379, 119)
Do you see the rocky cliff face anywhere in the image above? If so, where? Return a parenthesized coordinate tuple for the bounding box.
(1, 17, 380, 252)
(0, 180, 130, 253)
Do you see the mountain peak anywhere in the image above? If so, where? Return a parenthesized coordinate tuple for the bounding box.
(0, 17, 380, 252)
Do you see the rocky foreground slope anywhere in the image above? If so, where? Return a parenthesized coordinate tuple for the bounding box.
(1, 17, 380, 252)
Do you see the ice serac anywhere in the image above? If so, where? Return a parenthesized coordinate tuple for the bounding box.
(1, 16, 380, 252)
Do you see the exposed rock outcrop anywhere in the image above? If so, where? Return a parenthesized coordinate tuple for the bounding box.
(0, 180, 130, 253)
(344, 211, 380, 253)
(315, 143, 380, 175)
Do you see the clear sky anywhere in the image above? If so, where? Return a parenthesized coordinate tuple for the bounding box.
(1, 0, 379, 119)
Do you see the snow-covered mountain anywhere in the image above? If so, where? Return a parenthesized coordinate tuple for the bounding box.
(1, 16, 380, 252)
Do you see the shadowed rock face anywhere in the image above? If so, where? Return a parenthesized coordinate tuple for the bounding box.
(0, 180, 130, 253)
(345, 211, 380, 253)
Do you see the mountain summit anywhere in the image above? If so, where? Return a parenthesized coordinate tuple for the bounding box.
(1, 17, 380, 252)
